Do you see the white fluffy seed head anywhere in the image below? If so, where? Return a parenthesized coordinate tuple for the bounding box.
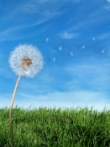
(9, 44, 43, 78)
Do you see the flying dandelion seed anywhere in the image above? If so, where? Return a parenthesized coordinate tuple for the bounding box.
(70, 52, 73, 56)
(46, 38, 49, 42)
(53, 58, 56, 61)
(59, 46, 62, 51)
(82, 46, 85, 49)
(68, 52, 73, 56)
(93, 37, 95, 41)
(9, 44, 43, 147)
(101, 49, 105, 53)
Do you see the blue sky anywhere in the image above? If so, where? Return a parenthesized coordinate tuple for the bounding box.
(1, 0, 110, 112)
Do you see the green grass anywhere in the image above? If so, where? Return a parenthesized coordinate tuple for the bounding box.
(0, 105, 110, 147)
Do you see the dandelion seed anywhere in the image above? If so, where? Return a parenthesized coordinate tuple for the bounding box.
(70, 52, 73, 56)
(68, 52, 73, 56)
(53, 58, 56, 61)
(9, 44, 43, 147)
(93, 37, 95, 41)
(59, 46, 62, 51)
(46, 38, 49, 42)
(82, 46, 85, 49)
(101, 49, 105, 53)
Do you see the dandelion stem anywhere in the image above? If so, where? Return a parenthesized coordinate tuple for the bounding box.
(9, 73, 22, 147)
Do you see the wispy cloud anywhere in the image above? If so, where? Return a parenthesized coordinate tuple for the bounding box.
(73, 0, 80, 3)
(105, 5, 110, 10)
(17, 70, 54, 95)
(0, 26, 25, 41)
(38, 0, 50, 3)
(59, 32, 79, 39)
(62, 0, 81, 3)
(64, 63, 110, 91)
(1, 90, 108, 112)
(0, 17, 55, 41)
(97, 33, 110, 40)
(37, 0, 81, 4)
(21, 3, 60, 17)
(0, 0, 62, 41)
(99, 33, 110, 40)
(9, 84, 109, 111)
(107, 0, 110, 2)
(67, 2, 110, 32)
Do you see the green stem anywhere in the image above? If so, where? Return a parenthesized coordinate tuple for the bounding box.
(9, 73, 22, 147)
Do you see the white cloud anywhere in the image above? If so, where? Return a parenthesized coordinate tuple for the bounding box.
(38, 0, 50, 3)
(0, 17, 53, 41)
(0, 90, 109, 112)
(65, 63, 110, 91)
(63, 0, 81, 3)
(23, 4, 37, 12)
(94, 32, 110, 42)
(107, 0, 110, 2)
(97, 33, 110, 40)
(0, 26, 25, 41)
(68, 3, 110, 32)
(59, 32, 79, 39)
(74, 0, 80, 3)
(17, 0, 61, 18)
(38, 0, 81, 4)
(0, 66, 109, 113)
(105, 5, 110, 9)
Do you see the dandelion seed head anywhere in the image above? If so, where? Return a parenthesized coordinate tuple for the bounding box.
(9, 44, 43, 78)
(21, 56, 32, 70)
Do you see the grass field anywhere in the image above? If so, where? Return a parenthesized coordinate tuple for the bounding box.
(0, 105, 110, 147)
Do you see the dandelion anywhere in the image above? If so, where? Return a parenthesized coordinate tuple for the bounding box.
(9, 44, 43, 147)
